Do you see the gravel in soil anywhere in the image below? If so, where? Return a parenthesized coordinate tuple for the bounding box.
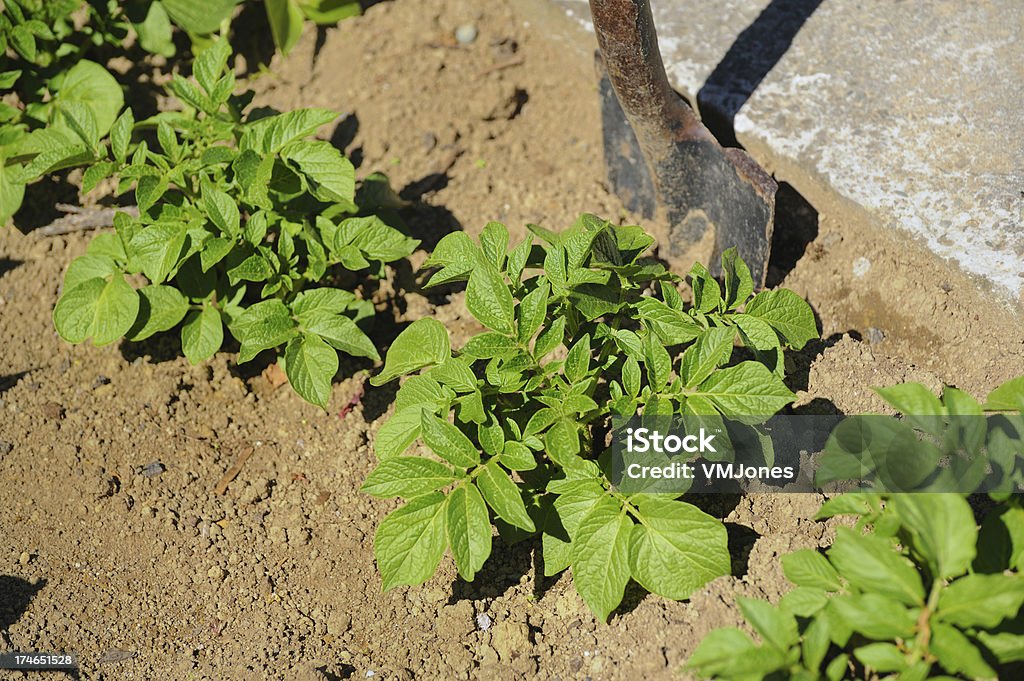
(1, 0, 1022, 678)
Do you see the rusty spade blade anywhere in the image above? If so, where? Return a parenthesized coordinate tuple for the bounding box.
(590, 0, 777, 284)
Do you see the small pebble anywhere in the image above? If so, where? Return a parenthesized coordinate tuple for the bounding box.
(19, 551, 30, 565)
(0, 441, 12, 455)
(207, 566, 225, 582)
(866, 327, 885, 344)
(852, 256, 871, 278)
(455, 24, 478, 45)
(476, 613, 492, 631)
(141, 462, 166, 478)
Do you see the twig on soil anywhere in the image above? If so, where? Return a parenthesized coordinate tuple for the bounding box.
(338, 380, 366, 419)
(214, 446, 255, 495)
(477, 56, 525, 77)
(35, 204, 139, 237)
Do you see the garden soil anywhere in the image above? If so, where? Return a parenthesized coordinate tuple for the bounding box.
(1, 0, 1022, 679)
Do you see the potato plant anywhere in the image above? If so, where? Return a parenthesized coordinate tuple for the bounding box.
(691, 377, 1024, 681)
(363, 214, 818, 620)
(53, 39, 417, 407)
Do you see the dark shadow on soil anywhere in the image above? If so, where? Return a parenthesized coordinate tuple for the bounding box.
(766, 182, 819, 288)
(316, 664, 357, 681)
(0, 258, 23, 278)
(119, 329, 184, 365)
(0, 576, 45, 631)
(724, 522, 759, 577)
(0, 371, 30, 395)
(784, 331, 851, 394)
(330, 114, 361, 162)
(449, 537, 534, 604)
(398, 176, 462, 253)
(697, 0, 826, 147)
(14, 175, 79, 234)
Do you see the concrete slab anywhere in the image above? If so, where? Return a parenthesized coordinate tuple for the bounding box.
(552, 0, 1024, 299)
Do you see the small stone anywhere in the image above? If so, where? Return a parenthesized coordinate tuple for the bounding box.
(852, 256, 871, 278)
(0, 441, 12, 455)
(269, 526, 288, 544)
(19, 551, 30, 565)
(141, 462, 165, 478)
(207, 566, 225, 582)
(866, 327, 885, 344)
(455, 24, 478, 45)
(476, 613, 492, 631)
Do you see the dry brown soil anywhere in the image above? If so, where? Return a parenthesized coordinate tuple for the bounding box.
(1, 0, 1022, 679)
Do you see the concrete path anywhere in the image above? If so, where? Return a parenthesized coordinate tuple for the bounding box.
(552, 0, 1024, 299)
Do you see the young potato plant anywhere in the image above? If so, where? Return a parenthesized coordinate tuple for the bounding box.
(689, 492, 1024, 681)
(362, 214, 818, 620)
(52, 39, 418, 407)
(0, 0, 126, 224)
(818, 376, 1024, 494)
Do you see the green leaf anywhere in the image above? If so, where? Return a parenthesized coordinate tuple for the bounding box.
(889, 494, 976, 579)
(476, 461, 534, 532)
(53, 274, 139, 346)
(232, 299, 297, 363)
(281, 140, 355, 203)
(500, 441, 536, 471)
(181, 305, 224, 363)
(874, 383, 944, 416)
(202, 179, 240, 237)
(477, 417, 505, 456)
(242, 108, 337, 154)
(193, 37, 232, 94)
(63, 255, 117, 291)
(828, 593, 919, 640)
(0, 162, 26, 226)
(738, 597, 799, 651)
(564, 333, 591, 384)
(126, 284, 189, 341)
(634, 297, 701, 345)
(420, 412, 480, 468)
(628, 498, 730, 601)
(447, 484, 492, 581)
(781, 549, 842, 591)
(466, 266, 515, 335)
(533, 317, 565, 360)
(374, 409, 422, 459)
(227, 253, 274, 285)
(691, 361, 795, 416)
(264, 0, 305, 54)
(372, 318, 450, 385)
(938, 573, 1024, 629)
(133, 1, 176, 57)
(571, 498, 632, 621)
(374, 493, 447, 591)
(334, 215, 418, 262)
(721, 247, 754, 309)
(545, 418, 581, 468)
(779, 586, 829, 617)
(680, 326, 734, 387)
(429, 358, 477, 393)
(362, 457, 460, 498)
(689, 262, 722, 312)
(688, 628, 786, 678)
(163, 0, 239, 35)
(300, 310, 379, 360)
(744, 288, 818, 350)
(985, 376, 1024, 411)
(129, 222, 187, 282)
(299, 0, 362, 23)
(199, 237, 233, 272)
(931, 623, 997, 680)
(517, 279, 549, 343)
(828, 527, 925, 605)
(284, 333, 337, 408)
(52, 60, 123, 137)
(854, 642, 908, 673)
(642, 332, 671, 390)
(479, 221, 508, 270)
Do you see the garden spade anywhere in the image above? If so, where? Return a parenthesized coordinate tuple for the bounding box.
(590, 0, 777, 284)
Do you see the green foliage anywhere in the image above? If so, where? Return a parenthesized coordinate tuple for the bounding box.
(364, 215, 817, 620)
(818, 377, 1024, 493)
(264, 0, 361, 55)
(0, 0, 131, 224)
(53, 39, 417, 407)
(690, 491, 1024, 681)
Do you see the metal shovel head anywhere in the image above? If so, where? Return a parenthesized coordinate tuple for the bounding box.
(596, 58, 777, 283)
